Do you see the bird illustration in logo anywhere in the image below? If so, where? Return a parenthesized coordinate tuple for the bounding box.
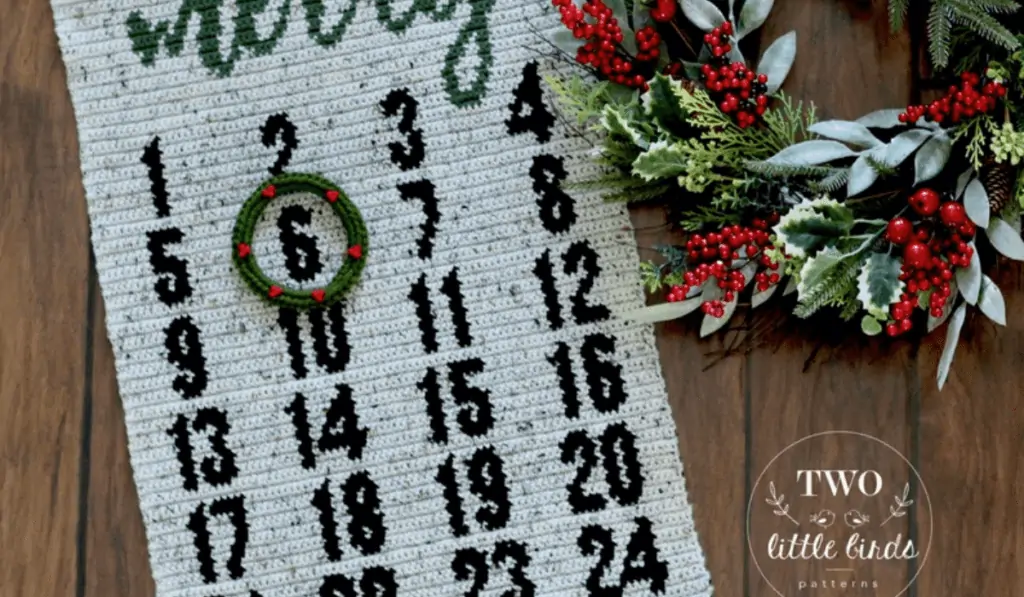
(844, 509, 871, 529)
(809, 510, 836, 528)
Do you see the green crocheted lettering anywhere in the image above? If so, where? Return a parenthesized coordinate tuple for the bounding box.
(124, 0, 494, 108)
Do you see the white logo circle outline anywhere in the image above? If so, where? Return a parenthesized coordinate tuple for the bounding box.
(745, 430, 933, 597)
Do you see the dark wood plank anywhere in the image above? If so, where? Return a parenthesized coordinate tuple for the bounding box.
(85, 276, 155, 597)
(746, 1, 917, 595)
(0, 0, 91, 595)
(630, 205, 747, 596)
(916, 262, 1024, 595)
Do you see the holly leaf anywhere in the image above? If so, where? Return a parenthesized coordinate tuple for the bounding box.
(681, 0, 727, 31)
(796, 246, 846, 299)
(808, 120, 882, 148)
(987, 218, 1024, 261)
(756, 31, 796, 94)
(641, 74, 687, 134)
(955, 242, 981, 305)
(767, 140, 859, 166)
(937, 304, 967, 390)
(631, 141, 687, 181)
(601, 105, 649, 149)
(775, 198, 855, 258)
(857, 253, 904, 319)
(979, 275, 1007, 326)
(914, 132, 951, 185)
(737, 0, 774, 40)
(964, 178, 990, 228)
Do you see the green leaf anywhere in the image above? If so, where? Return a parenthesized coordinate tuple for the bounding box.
(857, 109, 906, 129)
(797, 246, 847, 299)
(631, 141, 688, 181)
(737, 0, 774, 40)
(808, 120, 882, 148)
(881, 129, 932, 166)
(600, 105, 649, 149)
(856, 253, 903, 319)
(979, 274, 1007, 325)
(756, 31, 797, 94)
(987, 218, 1024, 260)
(955, 241, 981, 304)
(914, 132, 951, 184)
(767, 140, 859, 166)
(861, 314, 883, 336)
(774, 197, 855, 257)
(964, 178, 990, 228)
(847, 154, 879, 197)
(681, 0, 727, 31)
(641, 74, 687, 135)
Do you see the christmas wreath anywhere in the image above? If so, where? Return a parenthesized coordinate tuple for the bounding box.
(543, 0, 1024, 388)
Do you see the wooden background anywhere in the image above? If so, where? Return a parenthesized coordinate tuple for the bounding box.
(1, 0, 1022, 595)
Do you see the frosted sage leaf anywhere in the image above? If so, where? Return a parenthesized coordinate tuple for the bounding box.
(963, 178, 990, 228)
(632, 0, 651, 31)
(632, 141, 686, 181)
(927, 281, 958, 333)
(783, 276, 798, 295)
(605, 0, 630, 23)
(955, 167, 973, 199)
(855, 109, 905, 129)
(847, 154, 878, 196)
(727, 0, 736, 20)
(752, 283, 779, 308)
(757, 31, 796, 94)
(737, 0, 774, 39)
(552, 28, 583, 54)
(856, 253, 903, 319)
(602, 105, 648, 148)
(882, 129, 931, 166)
(624, 297, 702, 323)
(808, 120, 882, 148)
(767, 140, 858, 166)
(986, 218, 1024, 260)
(681, 0, 727, 30)
(979, 275, 1007, 325)
(728, 43, 745, 63)
(700, 297, 738, 337)
(620, 25, 639, 55)
(937, 304, 967, 390)
(740, 259, 759, 288)
(955, 242, 981, 304)
(913, 132, 951, 185)
(861, 315, 883, 336)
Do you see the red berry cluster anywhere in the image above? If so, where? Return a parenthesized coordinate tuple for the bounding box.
(554, 0, 656, 89)
(883, 188, 976, 336)
(698, 22, 770, 128)
(664, 216, 780, 317)
(650, 0, 676, 22)
(898, 72, 1006, 125)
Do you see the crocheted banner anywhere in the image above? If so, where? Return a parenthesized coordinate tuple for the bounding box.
(52, 1, 710, 594)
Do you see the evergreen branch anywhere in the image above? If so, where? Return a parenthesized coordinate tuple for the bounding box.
(743, 161, 837, 178)
(888, 0, 911, 31)
(793, 256, 865, 318)
(928, 2, 953, 68)
(808, 168, 851, 194)
(966, 0, 1020, 13)
(947, 0, 1021, 52)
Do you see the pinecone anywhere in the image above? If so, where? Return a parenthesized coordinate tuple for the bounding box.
(981, 156, 1014, 214)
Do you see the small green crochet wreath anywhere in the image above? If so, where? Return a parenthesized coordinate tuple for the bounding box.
(232, 173, 368, 309)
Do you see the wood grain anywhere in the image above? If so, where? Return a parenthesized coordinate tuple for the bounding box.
(746, 1, 916, 595)
(0, 1, 91, 596)
(85, 277, 155, 597)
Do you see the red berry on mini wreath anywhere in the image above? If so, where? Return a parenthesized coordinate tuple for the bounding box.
(347, 245, 363, 259)
(939, 201, 967, 227)
(311, 288, 326, 303)
(903, 242, 932, 269)
(886, 217, 913, 245)
(262, 185, 276, 199)
(909, 188, 940, 216)
(268, 285, 284, 299)
(237, 242, 251, 258)
(325, 189, 340, 203)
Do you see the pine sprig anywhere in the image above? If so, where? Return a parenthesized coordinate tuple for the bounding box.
(917, 0, 1022, 69)
(793, 256, 865, 318)
(888, 0, 911, 31)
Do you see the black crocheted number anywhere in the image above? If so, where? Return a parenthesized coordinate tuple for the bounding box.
(560, 424, 644, 514)
(312, 472, 388, 562)
(550, 334, 627, 418)
(577, 518, 668, 596)
(277, 303, 350, 379)
(164, 316, 208, 399)
(506, 61, 555, 144)
(277, 204, 324, 283)
(380, 88, 425, 171)
(320, 567, 398, 597)
(261, 112, 299, 175)
(452, 541, 535, 597)
(187, 495, 249, 584)
(419, 358, 494, 444)
(437, 446, 511, 537)
(286, 384, 367, 470)
(142, 136, 170, 217)
(530, 154, 576, 234)
(398, 179, 440, 260)
(534, 241, 609, 330)
(409, 267, 472, 354)
(147, 227, 193, 305)
(168, 408, 239, 491)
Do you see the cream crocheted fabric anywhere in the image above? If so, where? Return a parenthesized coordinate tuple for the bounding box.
(52, 0, 711, 594)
